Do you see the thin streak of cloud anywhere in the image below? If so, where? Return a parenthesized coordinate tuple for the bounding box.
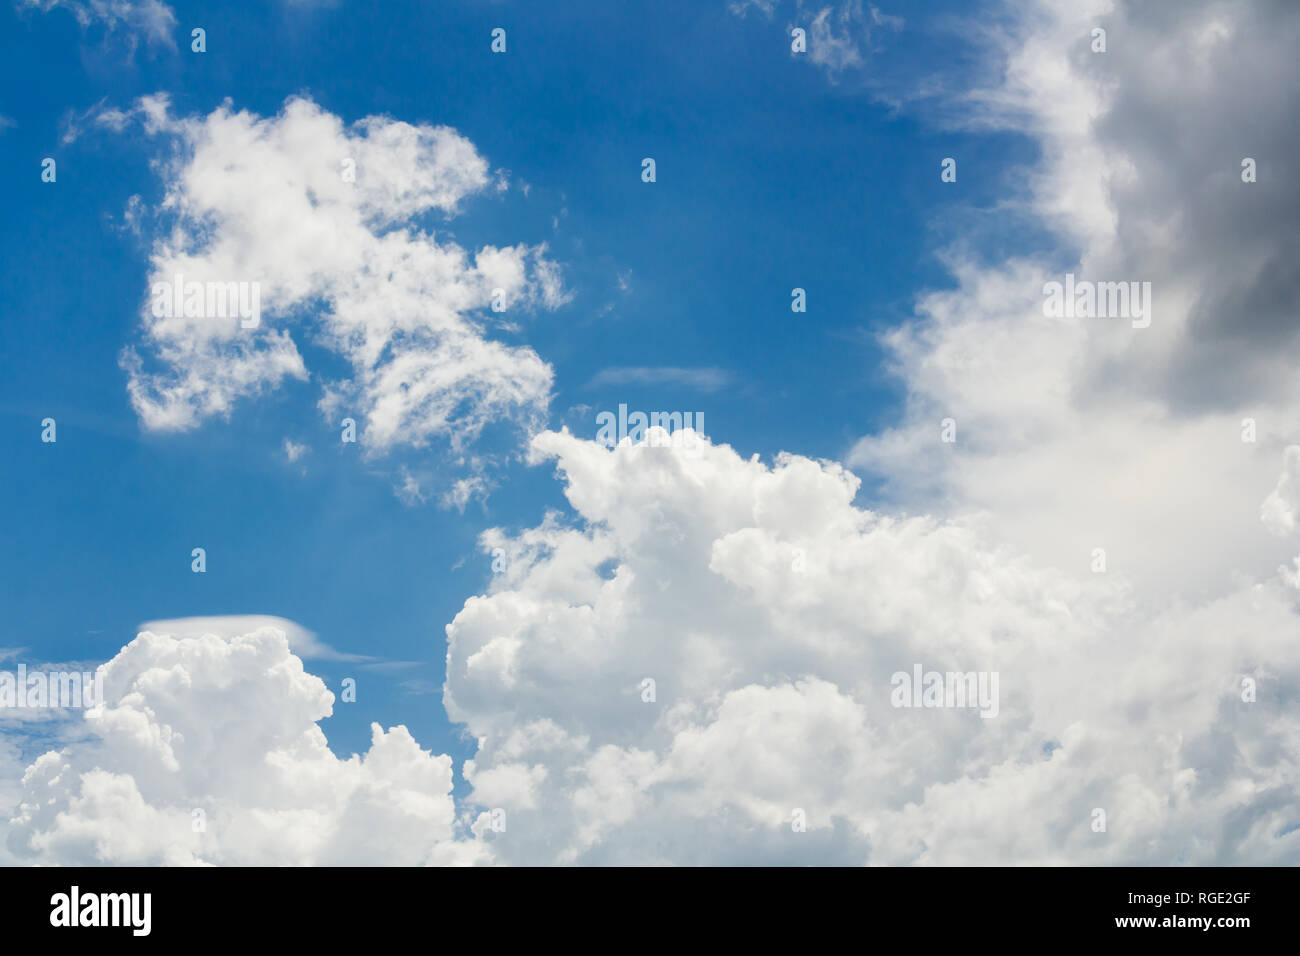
(585, 366, 734, 392)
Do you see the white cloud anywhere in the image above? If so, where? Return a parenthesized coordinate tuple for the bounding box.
(136, 615, 369, 662)
(807, 2, 902, 75)
(729, 0, 778, 15)
(6, 624, 485, 865)
(848, 0, 1300, 600)
(729, 1, 903, 79)
(114, 95, 565, 462)
(441, 475, 489, 512)
(435, 428, 1300, 863)
(425, 0, 1300, 863)
(1261, 445, 1300, 538)
(20, 0, 177, 49)
(585, 366, 733, 392)
(283, 438, 309, 463)
(14, 423, 1300, 863)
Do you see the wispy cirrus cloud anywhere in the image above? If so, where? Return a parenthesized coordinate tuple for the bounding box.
(585, 366, 733, 392)
(729, 0, 903, 79)
(18, 0, 177, 50)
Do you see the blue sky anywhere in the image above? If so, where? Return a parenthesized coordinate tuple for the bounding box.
(3, 0, 1299, 867)
(0, 0, 1027, 763)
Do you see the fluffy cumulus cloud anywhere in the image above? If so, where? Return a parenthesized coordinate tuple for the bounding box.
(10, 424, 1300, 865)
(442, 428, 1300, 864)
(444, 0, 1300, 864)
(115, 95, 565, 457)
(10, 0, 1300, 865)
(6, 625, 485, 865)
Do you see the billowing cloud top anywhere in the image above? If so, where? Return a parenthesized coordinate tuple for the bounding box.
(11, 425, 1300, 864)
(8, 625, 484, 865)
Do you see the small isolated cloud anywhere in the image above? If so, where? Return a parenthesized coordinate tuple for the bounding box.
(399, 679, 442, 696)
(283, 438, 309, 463)
(394, 466, 427, 506)
(105, 95, 566, 475)
(728, 0, 779, 16)
(441, 476, 489, 512)
(585, 366, 733, 392)
(807, 2, 902, 76)
(359, 660, 424, 674)
(729, 1, 902, 79)
(61, 98, 129, 145)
